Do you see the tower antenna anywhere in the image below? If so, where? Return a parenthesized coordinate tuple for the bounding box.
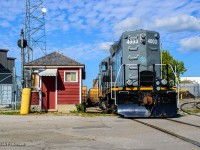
(25, 0, 47, 63)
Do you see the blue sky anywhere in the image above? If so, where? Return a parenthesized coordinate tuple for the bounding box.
(0, 0, 200, 88)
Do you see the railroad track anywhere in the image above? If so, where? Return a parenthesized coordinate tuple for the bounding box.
(133, 119, 200, 148)
(165, 118, 200, 128)
(180, 101, 200, 117)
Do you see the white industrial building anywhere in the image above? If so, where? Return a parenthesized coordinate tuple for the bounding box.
(180, 77, 200, 97)
(180, 77, 200, 84)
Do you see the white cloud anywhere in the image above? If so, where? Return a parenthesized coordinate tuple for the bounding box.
(154, 15, 200, 32)
(113, 17, 142, 36)
(98, 42, 113, 51)
(0, 21, 10, 27)
(63, 43, 109, 61)
(40, 1, 200, 37)
(0, 0, 200, 60)
(179, 36, 200, 52)
(45, 42, 110, 61)
(0, 0, 24, 21)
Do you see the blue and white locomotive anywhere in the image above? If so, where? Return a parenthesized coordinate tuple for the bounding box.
(98, 29, 178, 117)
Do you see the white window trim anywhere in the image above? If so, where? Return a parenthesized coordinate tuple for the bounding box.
(64, 71, 78, 82)
(79, 68, 82, 104)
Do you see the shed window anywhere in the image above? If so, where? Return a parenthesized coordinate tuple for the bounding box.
(32, 73, 39, 90)
(64, 71, 78, 82)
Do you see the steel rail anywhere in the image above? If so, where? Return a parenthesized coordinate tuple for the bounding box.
(165, 118, 200, 128)
(180, 101, 200, 117)
(133, 119, 200, 148)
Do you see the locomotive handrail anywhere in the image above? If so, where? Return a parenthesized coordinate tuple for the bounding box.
(111, 63, 179, 105)
(155, 63, 179, 104)
(111, 64, 138, 105)
(109, 65, 114, 101)
(110, 64, 123, 105)
(155, 64, 178, 85)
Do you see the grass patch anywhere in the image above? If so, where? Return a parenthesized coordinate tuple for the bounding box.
(0, 111, 20, 115)
(185, 109, 200, 114)
(71, 105, 118, 117)
(70, 111, 117, 117)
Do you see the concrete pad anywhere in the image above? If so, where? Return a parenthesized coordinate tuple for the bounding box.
(0, 115, 199, 150)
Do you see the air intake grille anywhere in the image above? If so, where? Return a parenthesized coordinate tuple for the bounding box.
(140, 71, 154, 86)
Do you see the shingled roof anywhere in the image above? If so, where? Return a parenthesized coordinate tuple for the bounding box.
(24, 52, 84, 67)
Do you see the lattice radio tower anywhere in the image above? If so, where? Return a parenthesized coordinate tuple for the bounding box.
(18, 0, 47, 87)
(24, 0, 47, 63)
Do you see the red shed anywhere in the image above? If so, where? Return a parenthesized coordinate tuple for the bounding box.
(24, 52, 85, 112)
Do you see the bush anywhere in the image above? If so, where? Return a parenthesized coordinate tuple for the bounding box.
(75, 104, 85, 112)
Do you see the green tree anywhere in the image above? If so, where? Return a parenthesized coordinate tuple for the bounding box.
(161, 50, 187, 81)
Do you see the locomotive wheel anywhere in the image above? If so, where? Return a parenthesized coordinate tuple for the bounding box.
(101, 101, 113, 114)
(101, 101, 107, 110)
(86, 98, 93, 107)
(111, 104, 117, 114)
(105, 94, 116, 114)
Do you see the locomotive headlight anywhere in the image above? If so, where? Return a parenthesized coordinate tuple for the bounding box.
(140, 33, 146, 44)
(156, 87, 161, 91)
(161, 79, 167, 85)
(154, 33, 159, 39)
(156, 81, 160, 85)
(141, 33, 146, 39)
(127, 79, 133, 86)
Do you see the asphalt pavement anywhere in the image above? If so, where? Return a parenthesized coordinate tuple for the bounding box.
(0, 115, 199, 150)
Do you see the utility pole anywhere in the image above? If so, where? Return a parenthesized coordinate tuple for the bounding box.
(18, 29, 27, 88)
(21, 29, 25, 87)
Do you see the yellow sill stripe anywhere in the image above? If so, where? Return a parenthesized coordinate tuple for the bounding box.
(104, 87, 177, 93)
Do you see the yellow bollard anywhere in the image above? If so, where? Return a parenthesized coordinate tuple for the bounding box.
(180, 94, 183, 100)
(20, 88, 31, 115)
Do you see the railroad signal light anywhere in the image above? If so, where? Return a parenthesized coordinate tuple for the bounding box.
(17, 39, 27, 48)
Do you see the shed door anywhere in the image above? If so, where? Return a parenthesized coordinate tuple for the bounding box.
(42, 76, 56, 110)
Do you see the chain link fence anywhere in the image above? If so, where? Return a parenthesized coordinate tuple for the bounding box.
(179, 83, 200, 115)
(0, 76, 22, 110)
(179, 83, 200, 99)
